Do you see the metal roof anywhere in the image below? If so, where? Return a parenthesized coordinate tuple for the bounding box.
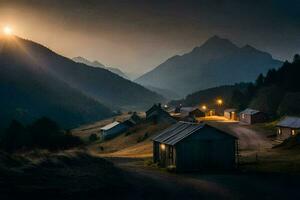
(152, 121, 236, 145)
(277, 116, 300, 129)
(224, 108, 237, 112)
(239, 108, 260, 115)
(180, 107, 198, 113)
(100, 121, 120, 131)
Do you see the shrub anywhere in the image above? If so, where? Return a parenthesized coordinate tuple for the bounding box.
(0, 117, 83, 152)
(136, 132, 149, 143)
(89, 134, 99, 142)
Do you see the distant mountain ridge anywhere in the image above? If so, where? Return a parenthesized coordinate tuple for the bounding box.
(0, 36, 164, 129)
(73, 56, 129, 79)
(136, 35, 282, 97)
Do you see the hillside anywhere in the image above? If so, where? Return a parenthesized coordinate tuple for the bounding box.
(0, 36, 164, 113)
(136, 35, 282, 97)
(73, 56, 130, 79)
(172, 55, 300, 118)
(0, 37, 113, 129)
(169, 83, 250, 111)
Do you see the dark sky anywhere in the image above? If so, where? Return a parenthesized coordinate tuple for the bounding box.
(0, 0, 299, 74)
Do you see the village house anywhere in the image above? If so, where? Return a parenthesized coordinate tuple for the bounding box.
(123, 112, 142, 127)
(224, 108, 237, 120)
(239, 108, 267, 124)
(99, 121, 129, 140)
(276, 116, 300, 140)
(205, 109, 215, 117)
(152, 121, 238, 171)
(146, 104, 176, 124)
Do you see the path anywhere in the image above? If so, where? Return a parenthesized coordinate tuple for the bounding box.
(105, 157, 300, 200)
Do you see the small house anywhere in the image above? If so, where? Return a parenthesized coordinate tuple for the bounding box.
(239, 108, 267, 124)
(146, 104, 176, 124)
(152, 122, 238, 171)
(205, 109, 215, 117)
(276, 116, 300, 140)
(100, 121, 129, 140)
(224, 108, 237, 120)
(178, 107, 205, 118)
(123, 112, 142, 127)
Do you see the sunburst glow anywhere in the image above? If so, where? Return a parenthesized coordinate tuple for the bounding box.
(3, 26, 13, 35)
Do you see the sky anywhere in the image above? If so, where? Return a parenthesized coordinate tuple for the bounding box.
(0, 0, 299, 75)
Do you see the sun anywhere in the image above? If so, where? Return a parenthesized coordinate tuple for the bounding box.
(3, 26, 13, 35)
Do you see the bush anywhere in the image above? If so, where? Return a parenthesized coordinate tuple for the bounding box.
(89, 134, 99, 142)
(136, 132, 149, 143)
(0, 117, 83, 152)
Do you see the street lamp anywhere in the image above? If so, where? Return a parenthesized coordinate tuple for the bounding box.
(217, 99, 223, 106)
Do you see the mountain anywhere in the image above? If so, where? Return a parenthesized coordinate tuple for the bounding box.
(136, 35, 282, 97)
(145, 85, 181, 100)
(73, 56, 129, 79)
(0, 37, 112, 129)
(172, 55, 300, 118)
(0, 36, 164, 128)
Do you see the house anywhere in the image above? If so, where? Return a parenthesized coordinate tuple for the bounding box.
(224, 108, 237, 120)
(276, 116, 300, 140)
(100, 121, 129, 140)
(205, 109, 215, 117)
(146, 104, 176, 124)
(123, 112, 142, 127)
(152, 122, 238, 171)
(239, 108, 267, 124)
(176, 107, 205, 118)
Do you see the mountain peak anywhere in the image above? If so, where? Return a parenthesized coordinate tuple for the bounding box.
(202, 35, 238, 49)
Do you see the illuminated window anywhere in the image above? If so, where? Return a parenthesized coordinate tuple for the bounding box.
(242, 113, 245, 119)
(292, 129, 296, 136)
(160, 144, 166, 151)
(278, 128, 281, 135)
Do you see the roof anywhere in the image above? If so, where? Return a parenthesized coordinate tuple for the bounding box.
(180, 107, 198, 113)
(277, 116, 300, 129)
(152, 122, 236, 145)
(240, 108, 260, 115)
(146, 104, 162, 115)
(224, 108, 237, 112)
(100, 121, 120, 131)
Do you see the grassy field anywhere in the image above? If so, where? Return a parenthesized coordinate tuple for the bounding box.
(0, 150, 133, 200)
(89, 121, 170, 157)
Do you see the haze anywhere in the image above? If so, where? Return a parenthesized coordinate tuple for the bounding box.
(0, 0, 299, 74)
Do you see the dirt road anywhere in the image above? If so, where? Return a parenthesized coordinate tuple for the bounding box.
(205, 117, 273, 150)
(107, 157, 300, 200)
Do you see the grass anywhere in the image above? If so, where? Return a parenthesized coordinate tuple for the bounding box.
(89, 121, 171, 157)
(0, 150, 134, 200)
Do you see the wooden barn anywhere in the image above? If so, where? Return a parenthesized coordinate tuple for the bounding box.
(100, 121, 129, 140)
(239, 108, 267, 124)
(276, 116, 300, 140)
(123, 112, 142, 127)
(224, 108, 237, 120)
(146, 104, 176, 124)
(152, 122, 238, 171)
(178, 107, 205, 118)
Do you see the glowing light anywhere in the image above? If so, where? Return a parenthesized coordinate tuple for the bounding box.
(217, 99, 223, 105)
(3, 26, 13, 35)
(292, 129, 295, 136)
(201, 105, 207, 110)
(160, 144, 166, 150)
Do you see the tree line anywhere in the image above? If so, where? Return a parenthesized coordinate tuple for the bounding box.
(0, 117, 82, 152)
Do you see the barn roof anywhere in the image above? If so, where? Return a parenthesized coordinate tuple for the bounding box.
(240, 108, 260, 115)
(152, 121, 236, 145)
(100, 121, 120, 131)
(180, 107, 198, 113)
(224, 108, 237, 112)
(277, 116, 300, 129)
